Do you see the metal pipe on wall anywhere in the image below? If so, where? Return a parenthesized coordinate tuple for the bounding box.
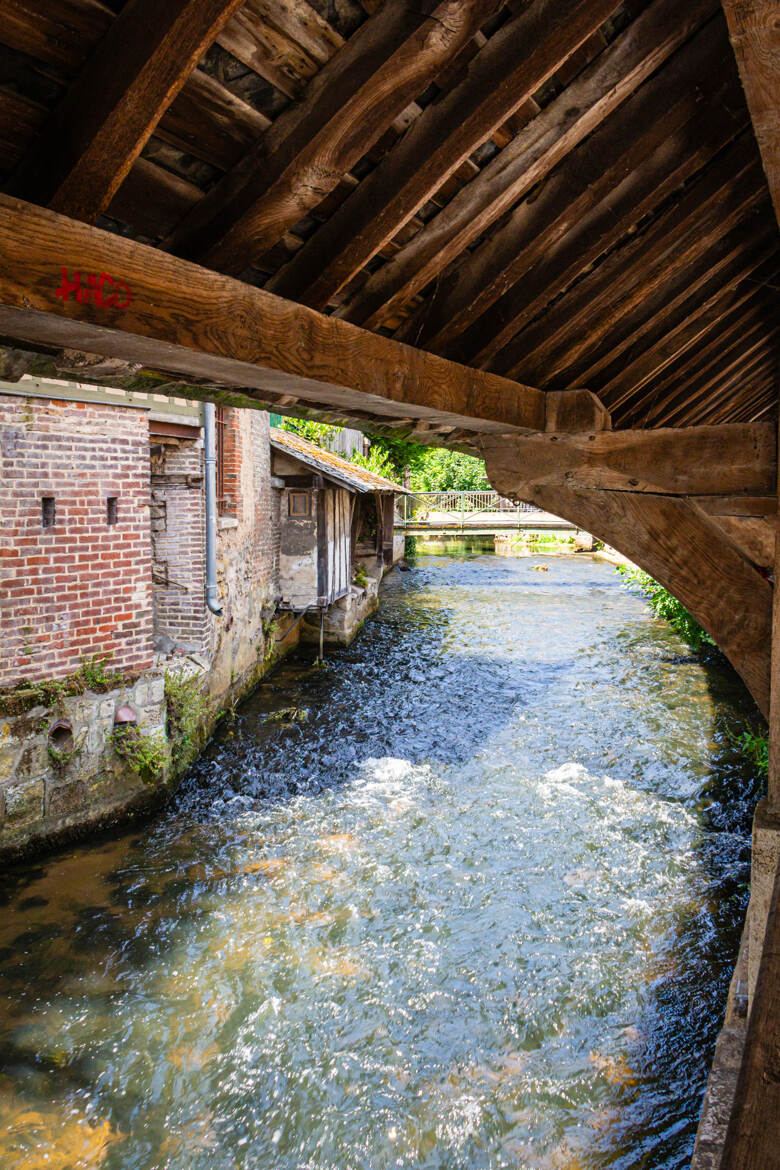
(203, 402, 223, 616)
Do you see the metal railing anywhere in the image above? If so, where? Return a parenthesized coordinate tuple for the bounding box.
(395, 490, 538, 524)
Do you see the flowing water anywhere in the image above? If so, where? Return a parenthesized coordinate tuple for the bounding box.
(0, 550, 764, 1170)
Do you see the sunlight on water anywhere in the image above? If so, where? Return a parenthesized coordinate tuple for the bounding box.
(0, 552, 762, 1169)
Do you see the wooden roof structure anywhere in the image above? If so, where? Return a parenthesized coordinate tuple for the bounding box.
(0, 0, 776, 444)
(0, 5, 779, 1156)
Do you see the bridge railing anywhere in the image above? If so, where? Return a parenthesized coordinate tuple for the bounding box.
(395, 491, 537, 523)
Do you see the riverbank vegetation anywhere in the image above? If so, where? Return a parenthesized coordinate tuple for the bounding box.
(0, 654, 133, 716)
(618, 565, 768, 776)
(616, 565, 714, 652)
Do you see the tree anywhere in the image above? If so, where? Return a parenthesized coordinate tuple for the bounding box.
(276, 416, 491, 492)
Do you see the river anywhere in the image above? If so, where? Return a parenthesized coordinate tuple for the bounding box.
(0, 549, 763, 1169)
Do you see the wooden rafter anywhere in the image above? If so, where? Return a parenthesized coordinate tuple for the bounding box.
(641, 298, 777, 424)
(722, 0, 780, 224)
(497, 141, 769, 384)
(670, 346, 777, 426)
(266, 0, 622, 307)
(168, 0, 503, 266)
(7, 0, 245, 223)
(601, 258, 778, 415)
(549, 228, 776, 394)
(339, 0, 718, 330)
(0, 0, 775, 438)
(0, 195, 547, 436)
(478, 139, 774, 390)
(407, 22, 746, 358)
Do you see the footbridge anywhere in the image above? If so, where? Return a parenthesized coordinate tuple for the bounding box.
(395, 490, 579, 538)
(0, 0, 778, 1164)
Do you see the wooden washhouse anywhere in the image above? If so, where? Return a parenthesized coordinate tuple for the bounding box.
(270, 428, 404, 612)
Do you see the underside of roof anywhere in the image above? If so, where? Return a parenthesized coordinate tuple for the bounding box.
(0, 0, 776, 433)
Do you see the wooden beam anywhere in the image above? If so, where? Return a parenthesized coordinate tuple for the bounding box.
(0, 0, 112, 76)
(714, 376, 778, 425)
(482, 449, 772, 714)
(693, 494, 778, 517)
(711, 515, 776, 567)
(721, 0, 780, 225)
(0, 195, 546, 435)
(675, 349, 777, 426)
(169, 0, 501, 266)
(339, 0, 718, 330)
(7, 0, 244, 222)
(0, 84, 207, 241)
(266, 0, 621, 307)
(157, 69, 269, 171)
(409, 23, 747, 359)
(721, 859, 780, 1169)
(478, 424, 776, 497)
(656, 333, 776, 427)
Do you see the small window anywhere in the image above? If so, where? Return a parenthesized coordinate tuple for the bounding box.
(41, 497, 55, 528)
(289, 490, 311, 518)
(106, 497, 118, 525)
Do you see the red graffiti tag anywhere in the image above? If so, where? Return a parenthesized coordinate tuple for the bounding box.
(56, 268, 132, 310)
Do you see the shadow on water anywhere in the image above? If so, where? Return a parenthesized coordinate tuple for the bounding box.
(0, 548, 765, 1170)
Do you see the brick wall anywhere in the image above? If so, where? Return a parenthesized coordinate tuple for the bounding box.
(150, 438, 210, 654)
(0, 396, 154, 686)
(216, 406, 241, 516)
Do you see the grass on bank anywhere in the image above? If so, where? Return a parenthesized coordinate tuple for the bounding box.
(617, 564, 767, 777)
(0, 655, 133, 716)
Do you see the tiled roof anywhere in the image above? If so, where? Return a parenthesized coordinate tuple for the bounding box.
(269, 428, 407, 494)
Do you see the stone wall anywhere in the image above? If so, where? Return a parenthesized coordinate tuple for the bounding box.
(0, 399, 297, 862)
(0, 395, 154, 685)
(0, 673, 167, 861)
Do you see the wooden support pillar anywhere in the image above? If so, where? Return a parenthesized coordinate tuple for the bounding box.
(768, 401, 780, 813)
(721, 844, 780, 1169)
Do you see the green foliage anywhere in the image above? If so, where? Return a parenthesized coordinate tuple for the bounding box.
(47, 741, 80, 772)
(266, 705, 308, 725)
(79, 654, 126, 692)
(352, 564, 369, 588)
(277, 417, 338, 446)
(725, 723, 769, 777)
(507, 532, 575, 548)
(109, 725, 168, 783)
(407, 447, 490, 492)
(362, 433, 490, 491)
(0, 654, 130, 715)
(350, 445, 397, 480)
(165, 670, 211, 769)
(276, 416, 491, 493)
(617, 565, 715, 653)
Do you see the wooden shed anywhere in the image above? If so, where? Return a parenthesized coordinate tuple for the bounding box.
(270, 428, 405, 613)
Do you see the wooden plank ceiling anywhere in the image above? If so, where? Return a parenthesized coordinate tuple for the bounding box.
(0, 0, 776, 432)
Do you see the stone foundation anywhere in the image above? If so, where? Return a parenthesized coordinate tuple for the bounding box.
(0, 610, 300, 863)
(0, 673, 167, 861)
(300, 570, 381, 647)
